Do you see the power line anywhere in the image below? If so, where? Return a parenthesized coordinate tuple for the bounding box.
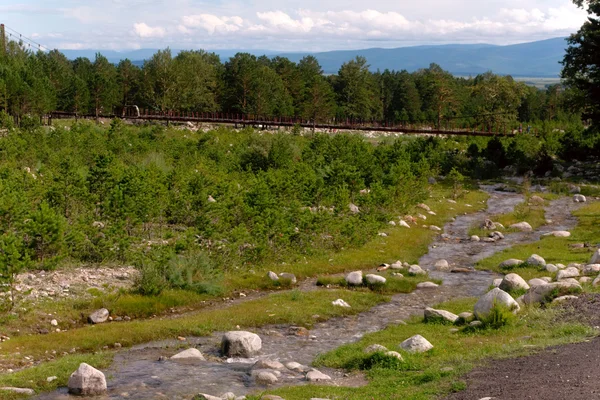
(3, 24, 51, 52)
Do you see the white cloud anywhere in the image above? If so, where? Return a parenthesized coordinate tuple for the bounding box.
(133, 22, 166, 38)
(181, 14, 244, 34)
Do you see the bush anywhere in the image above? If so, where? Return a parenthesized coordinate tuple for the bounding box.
(479, 303, 517, 329)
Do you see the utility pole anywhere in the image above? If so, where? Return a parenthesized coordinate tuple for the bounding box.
(0, 24, 6, 56)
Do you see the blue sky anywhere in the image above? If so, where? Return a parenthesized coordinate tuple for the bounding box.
(0, 0, 588, 51)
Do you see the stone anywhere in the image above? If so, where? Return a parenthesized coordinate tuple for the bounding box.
(424, 307, 459, 324)
(428, 177, 437, 184)
(417, 282, 439, 289)
(88, 308, 109, 324)
(471, 235, 481, 242)
(430, 225, 442, 232)
(345, 271, 363, 286)
(391, 262, 404, 270)
(591, 249, 600, 265)
(0, 387, 35, 395)
(482, 238, 496, 243)
(255, 371, 278, 385)
(306, 369, 331, 382)
(408, 265, 427, 276)
(399, 220, 411, 228)
(499, 274, 530, 292)
(593, 275, 600, 287)
(47, 376, 57, 382)
(332, 299, 351, 308)
(194, 394, 222, 400)
(457, 312, 474, 324)
(492, 278, 503, 288)
(580, 277, 592, 284)
(491, 231, 504, 240)
(365, 344, 389, 353)
(261, 397, 284, 400)
(546, 264, 559, 273)
(553, 295, 579, 304)
(385, 351, 404, 360)
(50, 319, 58, 326)
(529, 195, 545, 205)
(556, 267, 580, 280)
(569, 184, 581, 194)
(510, 222, 533, 232)
(499, 259, 524, 269)
(583, 264, 600, 276)
(365, 274, 386, 284)
(279, 273, 297, 284)
(286, 362, 308, 372)
(473, 288, 520, 320)
(67, 363, 107, 396)
(574, 194, 587, 203)
(522, 281, 583, 304)
(526, 254, 546, 267)
(171, 348, 205, 360)
(470, 321, 483, 327)
(417, 203, 431, 211)
(482, 219, 496, 230)
(389, 220, 397, 226)
(207, 195, 217, 203)
(267, 271, 279, 281)
(221, 331, 262, 358)
(349, 203, 360, 214)
(528, 278, 549, 287)
(543, 231, 571, 238)
(434, 259, 449, 271)
(400, 335, 433, 353)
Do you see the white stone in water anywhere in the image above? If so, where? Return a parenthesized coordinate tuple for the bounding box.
(408, 265, 427, 275)
(306, 369, 331, 382)
(332, 299, 351, 308)
(255, 371, 278, 385)
(400, 335, 434, 353)
(471, 235, 481, 242)
(253, 359, 285, 370)
(510, 222, 533, 232)
(345, 271, 363, 286)
(434, 259, 449, 271)
(67, 363, 107, 396)
(285, 361, 308, 372)
(221, 331, 262, 358)
(474, 288, 520, 320)
(365, 274, 386, 284)
(171, 348, 205, 360)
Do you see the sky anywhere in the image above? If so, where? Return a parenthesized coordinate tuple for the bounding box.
(0, 0, 590, 52)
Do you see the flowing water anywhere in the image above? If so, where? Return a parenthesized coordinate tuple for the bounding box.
(38, 187, 583, 399)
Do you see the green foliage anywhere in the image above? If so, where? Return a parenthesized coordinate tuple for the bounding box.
(23, 202, 66, 269)
(0, 232, 29, 310)
(477, 303, 517, 330)
(447, 167, 465, 199)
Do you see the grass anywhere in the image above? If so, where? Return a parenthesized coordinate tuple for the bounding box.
(475, 201, 600, 282)
(262, 298, 595, 400)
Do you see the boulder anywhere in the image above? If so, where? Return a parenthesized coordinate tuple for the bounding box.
(591, 249, 600, 265)
(345, 271, 363, 286)
(385, 351, 404, 360)
(580, 277, 592, 284)
(417, 282, 439, 289)
(88, 308, 109, 324)
(546, 264, 559, 273)
(306, 370, 331, 382)
(67, 363, 107, 396)
(399, 335, 433, 353)
(253, 359, 284, 370)
(349, 203, 360, 213)
(556, 267, 580, 281)
(332, 299, 351, 308)
(553, 296, 579, 304)
(528, 278, 549, 288)
(499, 259, 524, 269)
(399, 220, 411, 228)
(434, 259, 450, 271)
(457, 312, 474, 324)
(424, 307, 459, 324)
(499, 274, 530, 292)
(529, 195, 545, 205)
(510, 222, 533, 232)
(491, 231, 504, 240)
(267, 271, 279, 281)
(583, 264, 600, 276)
(364, 344, 389, 353)
(408, 265, 427, 276)
(473, 288, 520, 320)
(286, 362, 308, 372)
(492, 278, 503, 288)
(255, 371, 278, 385)
(221, 331, 262, 358)
(0, 388, 35, 395)
(429, 225, 442, 232)
(279, 273, 297, 284)
(526, 254, 546, 267)
(543, 231, 571, 238)
(522, 281, 582, 304)
(471, 235, 481, 242)
(391, 262, 404, 270)
(574, 194, 587, 203)
(171, 348, 205, 360)
(365, 274, 386, 284)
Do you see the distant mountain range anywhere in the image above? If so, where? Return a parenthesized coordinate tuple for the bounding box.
(60, 37, 568, 77)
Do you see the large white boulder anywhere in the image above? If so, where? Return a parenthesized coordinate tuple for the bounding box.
(399, 335, 434, 353)
(522, 281, 582, 304)
(526, 254, 546, 267)
(365, 274, 386, 284)
(556, 267, 580, 281)
(583, 264, 600, 276)
(424, 307, 459, 324)
(528, 278, 549, 288)
(67, 363, 107, 396)
(306, 369, 331, 382)
(345, 271, 363, 286)
(574, 194, 587, 203)
(510, 222, 533, 232)
(88, 308, 109, 324)
(473, 288, 520, 320)
(434, 259, 450, 271)
(543, 231, 571, 238)
(221, 331, 262, 358)
(499, 274, 530, 292)
(171, 348, 205, 360)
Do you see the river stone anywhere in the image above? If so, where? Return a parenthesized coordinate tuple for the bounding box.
(171, 348, 205, 360)
(499, 274, 530, 292)
(473, 288, 520, 319)
(279, 273, 297, 284)
(424, 307, 459, 324)
(529, 195, 545, 205)
(583, 264, 600, 276)
(482, 219, 496, 230)
(332, 299, 351, 308)
(556, 267, 580, 280)
(400, 335, 434, 353)
(418, 203, 431, 211)
(408, 265, 427, 276)
(306, 369, 331, 382)
(286, 362, 308, 372)
(574, 194, 587, 203)
(88, 308, 109, 324)
(482, 238, 496, 243)
(391, 262, 404, 270)
(528, 278, 549, 287)
(345, 271, 363, 286)
(365, 274, 386, 284)
(253, 359, 285, 370)
(491, 231, 505, 240)
(221, 331, 262, 358)
(194, 395, 222, 400)
(526, 254, 546, 267)
(543, 231, 571, 238)
(522, 281, 583, 304)
(492, 279, 503, 287)
(499, 259, 524, 269)
(546, 264, 559, 273)
(510, 222, 533, 232)
(430, 225, 442, 232)
(0, 388, 35, 395)
(254, 371, 278, 385)
(365, 344, 389, 353)
(67, 363, 107, 396)
(591, 249, 600, 264)
(417, 282, 439, 289)
(434, 259, 450, 271)
(471, 235, 481, 242)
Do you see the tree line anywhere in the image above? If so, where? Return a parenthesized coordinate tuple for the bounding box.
(0, 40, 581, 129)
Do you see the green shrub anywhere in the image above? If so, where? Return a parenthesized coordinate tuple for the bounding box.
(479, 303, 517, 329)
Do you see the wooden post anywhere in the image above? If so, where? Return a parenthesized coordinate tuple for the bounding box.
(0, 24, 6, 56)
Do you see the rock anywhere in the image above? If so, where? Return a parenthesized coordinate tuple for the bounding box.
(0, 387, 35, 395)
(528, 278, 549, 287)
(526, 254, 546, 267)
(399, 220, 411, 228)
(591, 249, 600, 264)
(88, 308, 109, 324)
(529, 195, 545, 205)
(417, 282, 439, 289)
(593, 275, 600, 287)
(288, 326, 309, 336)
(221, 331, 262, 358)
(482, 238, 496, 243)
(556, 267, 580, 280)
(349, 203, 360, 214)
(552, 295, 579, 304)
(408, 265, 427, 276)
(255, 371, 278, 385)
(434, 259, 449, 271)
(332, 299, 351, 308)
(569, 184, 581, 194)
(457, 312, 474, 324)
(306, 369, 331, 382)
(522, 281, 583, 304)
(171, 348, 205, 360)
(499, 274, 530, 292)
(399, 335, 434, 353)
(492, 278, 503, 288)
(364, 344, 389, 353)
(510, 222, 533, 232)
(50, 319, 58, 326)
(491, 231, 504, 240)
(574, 194, 587, 203)
(208, 195, 217, 203)
(261, 396, 284, 400)
(499, 259, 524, 269)
(389, 220, 397, 226)
(267, 271, 279, 281)
(286, 362, 307, 372)
(391, 262, 404, 270)
(279, 273, 297, 284)
(424, 307, 459, 324)
(365, 274, 386, 284)
(546, 264, 559, 273)
(430, 225, 442, 232)
(47, 376, 57, 382)
(194, 394, 222, 400)
(543, 231, 571, 238)
(470, 321, 483, 327)
(580, 277, 592, 284)
(482, 219, 496, 230)
(385, 351, 404, 360)
(345, 271, 363, 286)
(67, 363, 107, 396)
(473, 288, 520, 320)
(583, 264, 600, 276)
(471, 235, 481, 242)
(417, 203, 431, 211)
(92, 221, 105, 229)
